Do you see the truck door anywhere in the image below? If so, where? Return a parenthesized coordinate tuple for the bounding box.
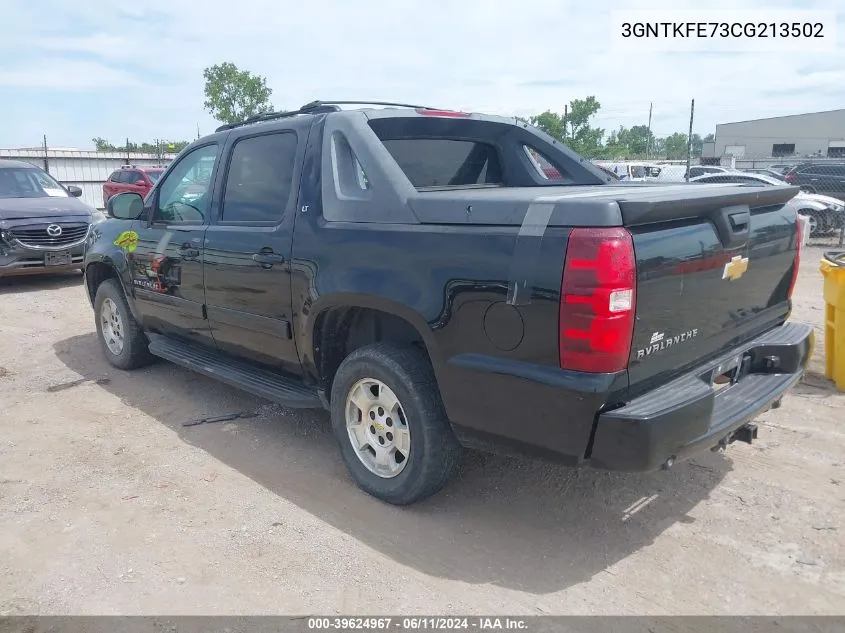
(202, 123, 305, 374)
(127, 142, 221, 347)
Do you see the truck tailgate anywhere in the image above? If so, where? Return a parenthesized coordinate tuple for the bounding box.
(619, 183, 801, 394)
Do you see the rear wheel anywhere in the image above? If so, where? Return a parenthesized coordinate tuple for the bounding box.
(94, 279, 153, 370)
(330, 342, 461, 505)
(801, 210, 824, 237)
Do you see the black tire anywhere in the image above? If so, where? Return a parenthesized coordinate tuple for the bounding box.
(330, 342, 462, 505)
(93, 278, 154, 370)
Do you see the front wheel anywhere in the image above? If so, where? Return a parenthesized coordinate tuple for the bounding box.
(93, 279, 154, 370)
(330, 342, 462, 505)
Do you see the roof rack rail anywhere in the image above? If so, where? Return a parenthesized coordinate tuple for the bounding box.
(214, 99, 441, 133)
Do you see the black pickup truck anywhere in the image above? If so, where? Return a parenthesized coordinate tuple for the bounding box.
(83, 101, 813, 505)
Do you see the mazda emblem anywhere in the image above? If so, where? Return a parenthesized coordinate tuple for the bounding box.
(46, 224, 63, 237)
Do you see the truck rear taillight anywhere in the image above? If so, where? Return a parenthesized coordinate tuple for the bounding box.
(559, 228, 636, 374)
(788, 217, 802, 299)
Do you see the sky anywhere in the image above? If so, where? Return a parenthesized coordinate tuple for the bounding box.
(1, 0, 843, 149)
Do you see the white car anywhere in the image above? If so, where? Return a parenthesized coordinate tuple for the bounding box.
(690, 171, 844, 237)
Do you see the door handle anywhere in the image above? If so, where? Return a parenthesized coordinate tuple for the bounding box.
(252, 252, 285, 267)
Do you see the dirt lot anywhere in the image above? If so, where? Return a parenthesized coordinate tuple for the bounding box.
(1, 246, 843, 616)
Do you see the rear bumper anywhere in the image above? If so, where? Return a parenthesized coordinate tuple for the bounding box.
(589, 322, 814, 471)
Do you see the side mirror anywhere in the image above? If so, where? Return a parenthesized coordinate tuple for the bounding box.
(134, 179, 146, 187)
(66, 185, 83, 197)
(107, 192, 144, 220)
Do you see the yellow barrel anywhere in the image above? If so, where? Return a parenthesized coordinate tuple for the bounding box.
(820, 251, 845, 391)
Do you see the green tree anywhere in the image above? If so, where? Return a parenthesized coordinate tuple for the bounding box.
(602, 127, 631, 159)
(92, 137, 114, 151)
(528, 96, 604, 157)
(203, 62, 273, 125)
(567, 97, 604, 157)
(663, 132, 689, 160)
(91, 137, 190, 154)
(600, 124, 655, 159)
(626, 125, 654, 156)
(690, 133, 704, 158)
(651, 136, 666, 156)
(529, 111, 565, 141)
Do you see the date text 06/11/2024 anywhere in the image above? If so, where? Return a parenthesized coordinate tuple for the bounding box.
(307, 618, 529, 630)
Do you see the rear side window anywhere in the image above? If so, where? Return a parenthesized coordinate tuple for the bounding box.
(524, 146, 565, 182)
(221, 132, 298, 224)
(379, 138, 502, 188)
(108, 171, 121, 182)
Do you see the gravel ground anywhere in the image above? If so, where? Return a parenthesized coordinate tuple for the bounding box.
(0, 246, 843, 615)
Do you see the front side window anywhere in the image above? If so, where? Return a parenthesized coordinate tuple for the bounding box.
(154, 144, 219, 225)
(221, 132, 298, 223)
(0, 167, 68, 199)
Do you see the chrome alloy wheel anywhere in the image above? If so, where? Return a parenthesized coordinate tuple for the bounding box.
(99, 297, 125, 355)
(345, 378, 411, 478)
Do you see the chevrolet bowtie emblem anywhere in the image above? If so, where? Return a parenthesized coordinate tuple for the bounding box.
(722, 255, 749, 281)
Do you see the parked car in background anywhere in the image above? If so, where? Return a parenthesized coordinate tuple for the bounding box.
(0, 159, 102, 278)
(595, 161, 661, 181)
(784, 163, 845, 197)
(593, 164, 621, 180)
(685, 165, 730, 179)
(768, 163, 796, 175)
(743, 168, 786, 181)
(691, 171, 844, 236)
(102, 166, 165, 207)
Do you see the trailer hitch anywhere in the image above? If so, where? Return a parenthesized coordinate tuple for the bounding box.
(732, 423, 758, 445)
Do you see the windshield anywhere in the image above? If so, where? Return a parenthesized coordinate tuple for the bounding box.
(0, 167, 68, 199)
(146, 171, 163, 183)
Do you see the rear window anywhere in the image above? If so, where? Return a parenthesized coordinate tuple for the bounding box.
(379, 138, 502, 188)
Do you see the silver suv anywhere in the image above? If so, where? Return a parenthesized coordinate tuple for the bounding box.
(0, 160, 100, 278)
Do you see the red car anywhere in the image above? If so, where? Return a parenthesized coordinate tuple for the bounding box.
(102, 166, 164, 207)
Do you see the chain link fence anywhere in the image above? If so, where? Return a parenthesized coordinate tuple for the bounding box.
(732, 159, 845, 247)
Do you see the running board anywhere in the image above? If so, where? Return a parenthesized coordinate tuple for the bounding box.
(147, 335, 322, 409)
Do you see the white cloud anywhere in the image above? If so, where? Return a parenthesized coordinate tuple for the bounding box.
(0, 60, 142, 89)
(0, 0, 843, 146)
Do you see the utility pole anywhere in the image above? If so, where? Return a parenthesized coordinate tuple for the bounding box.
(685, 99, 695, 182)
(126, 136, 130, 166)
(646, 102, 653, 159)
(197, 123, 201, 140)
(42, 134, 49, 173)
(563, 104, 568, 142)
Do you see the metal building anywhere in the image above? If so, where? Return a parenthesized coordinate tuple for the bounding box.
(713, 108, 845, 159)
(0, 148, 177, 209)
